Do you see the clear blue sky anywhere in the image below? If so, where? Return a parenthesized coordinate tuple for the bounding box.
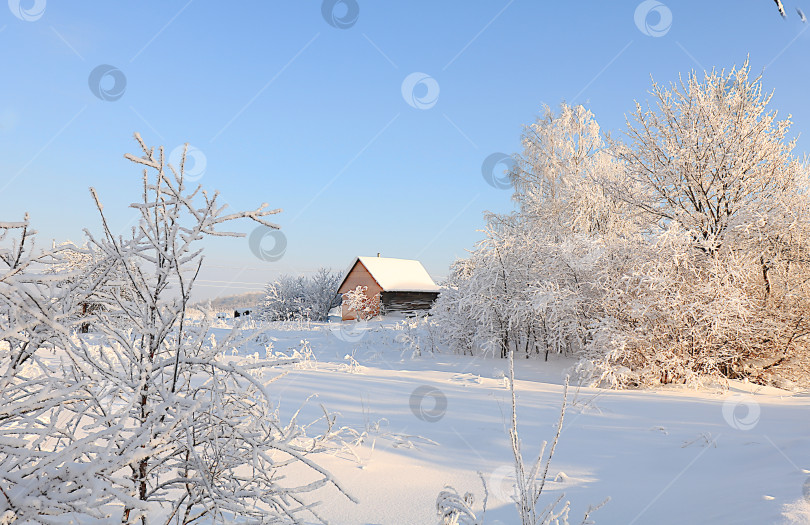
(1, 1, 808, 300)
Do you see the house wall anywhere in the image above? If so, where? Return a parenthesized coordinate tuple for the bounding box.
(339, 261, 384, 320)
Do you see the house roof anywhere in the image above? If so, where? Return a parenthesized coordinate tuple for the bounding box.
(339, 256, 441, 293)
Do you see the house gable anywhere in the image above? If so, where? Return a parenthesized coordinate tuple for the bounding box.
(337, 259, 384, 295)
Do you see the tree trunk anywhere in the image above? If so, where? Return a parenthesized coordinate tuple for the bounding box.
(760, 256, 771, 303)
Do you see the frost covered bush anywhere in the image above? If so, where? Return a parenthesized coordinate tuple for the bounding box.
(260, 267, 342, 322)
(582, 217, 810, 388)
(436, 486, 480, 524)
(435, 351, 608, 525)
(1, 134, 356, 523)
(0, 218, 128, 521)
(47, 241, 138, 333)
(432, 225, 604, 360)
(77, 134, 355, 523)
(393, 313, 440, 357)
(342, 285, 380, 321)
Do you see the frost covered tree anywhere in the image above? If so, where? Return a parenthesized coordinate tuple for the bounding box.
(428, 257, 479, 356)
(511, 104, 639, 239)
(586, 61, 810, 387)
(1, 136, 357, 523)
(433, 104, 626, 360)
(612, 59, 802, 256)
(66, 134, 355, 523)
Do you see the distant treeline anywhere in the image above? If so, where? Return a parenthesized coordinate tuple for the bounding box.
(195, 291, 265, 313)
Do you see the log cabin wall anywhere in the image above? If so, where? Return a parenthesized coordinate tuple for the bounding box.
(380, 291, 440, 315)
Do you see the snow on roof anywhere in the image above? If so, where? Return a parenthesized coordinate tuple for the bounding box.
(350, 256, 440, 292)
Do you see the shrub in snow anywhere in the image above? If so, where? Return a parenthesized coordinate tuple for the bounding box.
(80, 135, 357, 523)
(436, 486, 480, 525)
(1, 134, 356, 524)
(393, 313, 440, 357)
(505, 353, 609, 525)
(339, 349, 363, 373)
(0, 218, 129, 521)
(437, 351, 608, 524)
(46, 241, 140, 334)
(260, 267, 342, 322)
(268, 339, 318, 369)
(343, 285, 380, 321)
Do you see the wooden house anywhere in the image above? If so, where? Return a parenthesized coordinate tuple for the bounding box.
(336, 256, 441, 320)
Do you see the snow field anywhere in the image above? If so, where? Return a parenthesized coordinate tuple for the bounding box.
(219, 318, 810, 524)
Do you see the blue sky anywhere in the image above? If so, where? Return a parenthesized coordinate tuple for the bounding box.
(1, 1, 808, 300)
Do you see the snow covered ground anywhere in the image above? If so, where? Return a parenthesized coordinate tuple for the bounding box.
(213, 317, 810, 525)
